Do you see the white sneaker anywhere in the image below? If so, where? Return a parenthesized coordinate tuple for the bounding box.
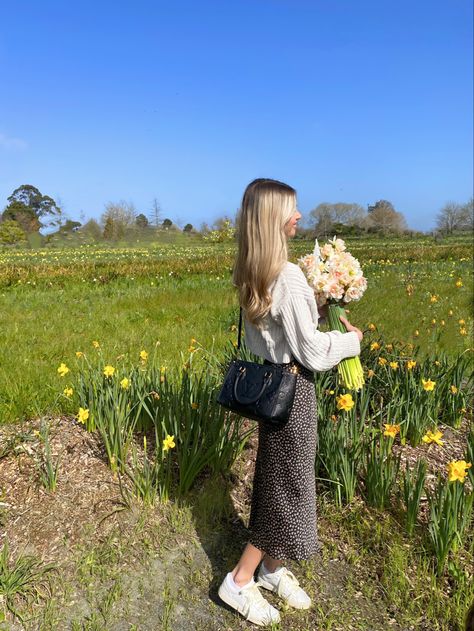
(257, 564, 311, 610)
(218, 572, 281, 626)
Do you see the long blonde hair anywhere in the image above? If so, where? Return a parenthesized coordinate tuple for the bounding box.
(233, 178, 296, 326)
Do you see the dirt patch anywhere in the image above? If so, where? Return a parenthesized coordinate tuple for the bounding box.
(0, 417, 129, 563)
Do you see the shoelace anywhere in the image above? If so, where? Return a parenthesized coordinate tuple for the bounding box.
(276, 569, 301, 598)
(240, 581, 275, 622)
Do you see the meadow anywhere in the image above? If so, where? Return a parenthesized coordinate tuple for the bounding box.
(0, 234, 473, 630)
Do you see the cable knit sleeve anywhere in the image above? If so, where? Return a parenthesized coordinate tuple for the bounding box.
(278, 292, 361, 372)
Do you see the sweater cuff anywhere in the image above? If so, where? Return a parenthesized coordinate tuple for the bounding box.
(342, 331, 361, 359)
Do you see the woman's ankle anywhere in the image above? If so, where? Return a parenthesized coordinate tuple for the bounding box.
(232, 569, 254, 587)
(262, 557, 283, 573)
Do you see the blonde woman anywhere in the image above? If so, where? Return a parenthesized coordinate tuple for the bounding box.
(218, 178, 363, 626)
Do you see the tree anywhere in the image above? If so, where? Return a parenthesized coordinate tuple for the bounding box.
(310, 202, 366, 236)
(162, 218, 173, 229)
(365, 200, 408, 235)
(183, 223, 193, 233)
(135, 213, 149, 228)
(59, 219, 81, 233)
(2, 202, 41, 233)
(80, 219, 103, 241)
(203, 219, 236, 242)
(101, 201, 136, 240)
(149, 198, 162, 227)
(436, 199, 473, 234)
(2, 185, 61, 230)
(0, 220, 27, 245)
(461, 198, 474, 230)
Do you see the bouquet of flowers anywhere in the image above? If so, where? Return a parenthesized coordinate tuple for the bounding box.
(298, 236, 367, 390)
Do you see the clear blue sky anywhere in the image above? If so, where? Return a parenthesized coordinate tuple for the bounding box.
(1, 0, 472, 232)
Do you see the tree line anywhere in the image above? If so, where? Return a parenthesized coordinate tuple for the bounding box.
(0, 184, 472, 246)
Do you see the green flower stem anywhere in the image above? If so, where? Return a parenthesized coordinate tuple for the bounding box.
(327, 303, 365, 391)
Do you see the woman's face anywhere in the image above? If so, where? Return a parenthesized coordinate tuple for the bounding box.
(284, 206, 302, 238)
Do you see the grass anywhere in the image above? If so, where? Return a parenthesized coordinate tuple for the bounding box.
(0, 241, 472, 424)
(0, 541, 55, 624)
(0, 467, 472, 629)
(0, 235, 473, 629)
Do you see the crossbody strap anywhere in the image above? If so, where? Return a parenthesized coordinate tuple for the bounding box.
(237, 307, 243, 350)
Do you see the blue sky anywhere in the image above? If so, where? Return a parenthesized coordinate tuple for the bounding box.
(0, 0, 472, 232)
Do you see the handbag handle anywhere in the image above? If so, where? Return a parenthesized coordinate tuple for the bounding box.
(233, 367, 273, 405)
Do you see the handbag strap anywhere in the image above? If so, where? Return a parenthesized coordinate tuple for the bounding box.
(237, 307, 243, 350)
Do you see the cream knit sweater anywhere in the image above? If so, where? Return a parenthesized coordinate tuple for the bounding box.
(243, 261, 361, 372)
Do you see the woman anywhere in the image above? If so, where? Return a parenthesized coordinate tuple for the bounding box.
(218, 178, 364, 626)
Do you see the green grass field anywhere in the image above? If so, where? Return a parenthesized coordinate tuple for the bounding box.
(0, 236, 472, 424)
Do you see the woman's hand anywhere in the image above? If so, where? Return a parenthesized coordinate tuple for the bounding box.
(317, 303, 329, 321)
(339, 315, 364, 342)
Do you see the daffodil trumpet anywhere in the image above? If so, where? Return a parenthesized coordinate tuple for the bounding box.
(327, 302, 365, 391)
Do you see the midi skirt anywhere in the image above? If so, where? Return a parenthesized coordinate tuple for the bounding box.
(248, 360, 322, 561)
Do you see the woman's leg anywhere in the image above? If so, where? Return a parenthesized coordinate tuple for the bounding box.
(231, 543, 264, 586)
(232, 543, 284, 586)
(261, 554, 283, 573)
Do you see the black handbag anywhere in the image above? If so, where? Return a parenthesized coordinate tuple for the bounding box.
(217, 308, 298, 427)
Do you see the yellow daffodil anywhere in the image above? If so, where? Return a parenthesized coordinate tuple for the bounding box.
(92, 340, 100, 348)
(389, 361, 398, 370)
(431, 319, 436, 325)
(450, 385, 458, 394)
(434, 360, 440, 366)
(430, 294, 438, 303)
(383, 423, 400, 438)
(447, 460, 472, 483)
(77, 407, 89, 424)
(330, 414, 338, 422)
(422, 378, 436, 391)
(367, 369, 375, 378)
(448, 310, 453, 316)
(414, 330, 419, 337)
(460, 328, 467, 335)
(75, 351, 84, 358)
(163, 435, 176, 452)
(378, 357, 388, 366)
(422, 429, 444, 445)
(455, 280, 463, 287)
(57, 362, 70, 377)
(120, 377, 130, 389)
(188, 346, 196, 353)
(191, 402, 199, 410)
(407, 360, 417, 370)
(458, 319, 465, 325)
(336, 393, 354, 411)
(63, 386, 73, 397)
(103, 365, 115, 377)
(440, 320, 445, 326)
(370, 342, 380, 351)
(368, 323, 376, 331)
(140, 350, 148, 362)
(386, 344, 393, 351)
